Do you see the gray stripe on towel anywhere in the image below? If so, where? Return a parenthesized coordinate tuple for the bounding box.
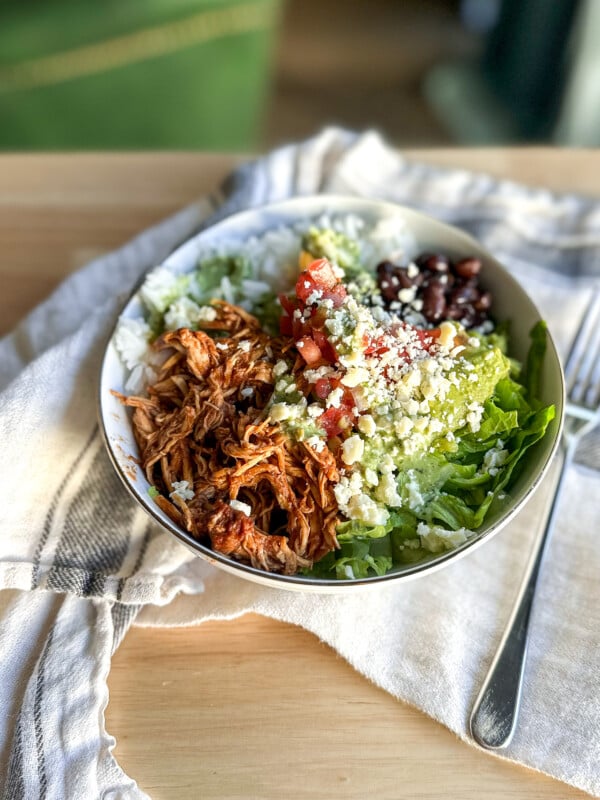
(46, 447, 135, 597)
(110, 603, 142, 653)
(4, 719, 25, 800)
(33, 625, 54, 800)
(31, 425, 99, 590)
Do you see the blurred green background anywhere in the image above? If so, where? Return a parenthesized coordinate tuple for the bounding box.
(0, 0, 281, 149)
(0, 0, 598, 151)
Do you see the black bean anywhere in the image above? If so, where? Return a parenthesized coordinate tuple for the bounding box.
(443, 272, 456, 290)
(445, 304, 465, 320)
(457, 306, 478, 328)
(450, 283, 479, 306)
(411, 270, 426, 288)
(454, 257, 482, 279)
(378, 252, 492, 331)
(376, 262, 398, 302)
(416, 253, 450, 273)
(474, 291, 492, 311)
(380, 283, 399, 303)
(422, 282, 446, 322)
(376, 260, 395, 279)
(395, 267, 415, 290)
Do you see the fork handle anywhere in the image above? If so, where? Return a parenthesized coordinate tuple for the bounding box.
(469, 444, 570, 749)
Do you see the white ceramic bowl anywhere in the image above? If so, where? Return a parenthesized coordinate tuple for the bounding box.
(98, 196, 564, 593)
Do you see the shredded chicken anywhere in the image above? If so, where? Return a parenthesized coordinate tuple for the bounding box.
(114, 301, 340, 575)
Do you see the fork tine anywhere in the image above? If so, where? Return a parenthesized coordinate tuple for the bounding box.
(585, 326, 600, 408)
(566, 291, 600, 408)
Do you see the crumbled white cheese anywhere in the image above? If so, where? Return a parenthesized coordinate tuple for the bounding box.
(273, 360, 288, 377)
(341, 367, 370, 387)
(437, 321, 456, 349)
(406, 473, 424, 510)
(306, 435, 326, 453)
(398, 287, 416, 304)
(376, 473, 403, 507)
(341, 435, 364, 466)
(402, 369, 422, 390)
(364, 468, 379, 487)
(230, 499, 252, 516)
(326, 387, 345, 408)
(483, 444, 509, 475)
(403, 399, 420, 416)
(380, 454, 396, 474)
(466, 402, 484, 433)
(305, 365, 335, 382)
(418, 522, 471, 552)
(413, 416, 429, 433)
(270, 403, 291, 422)
(394, 416, 414, 437)
(334, 481, 353, 507)
(358, 414, 377, 437)
(305, 289, 323, 305)
(347, 493, 389, 525)
(428, 417, 444, 434)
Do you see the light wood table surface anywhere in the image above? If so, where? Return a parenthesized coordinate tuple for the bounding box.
(1, 149, 596, 800)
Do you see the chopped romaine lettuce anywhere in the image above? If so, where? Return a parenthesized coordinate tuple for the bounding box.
(524, 320, 548, 403)
(307, 320, 555, 580)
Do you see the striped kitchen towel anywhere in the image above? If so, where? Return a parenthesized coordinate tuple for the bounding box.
(2, 128, 600, 799)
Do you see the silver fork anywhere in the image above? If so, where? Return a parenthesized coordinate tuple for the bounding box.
(469, 290, 600, 750)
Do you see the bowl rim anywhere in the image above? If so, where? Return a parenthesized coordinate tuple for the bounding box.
(98, 194, 565, 593)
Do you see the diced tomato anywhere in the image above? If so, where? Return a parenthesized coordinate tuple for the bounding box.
(320, 283, 347, 308)
(363, 333, 388, 356)
(319, 407, 353, 438)
(314, 377, 333, 399)
(295, 259, 346, 305)
(322, 342, 338, 363)
(308, 330, 333, 362)
(279, 293, 296, 316)
(280, 314, 293, 336)
(280, 258, 347, 364)
(416, 328, 437, 348)
(291, 315, 305, 340)
(304, 258, 339, 289)
(295, 273, 320, 304)
(296, 336, 323, 366)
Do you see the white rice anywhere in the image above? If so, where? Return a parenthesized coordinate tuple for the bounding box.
(114, 212, 416, 389)
(163, 297, 214, 330)
(139, 268, 184, 315)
